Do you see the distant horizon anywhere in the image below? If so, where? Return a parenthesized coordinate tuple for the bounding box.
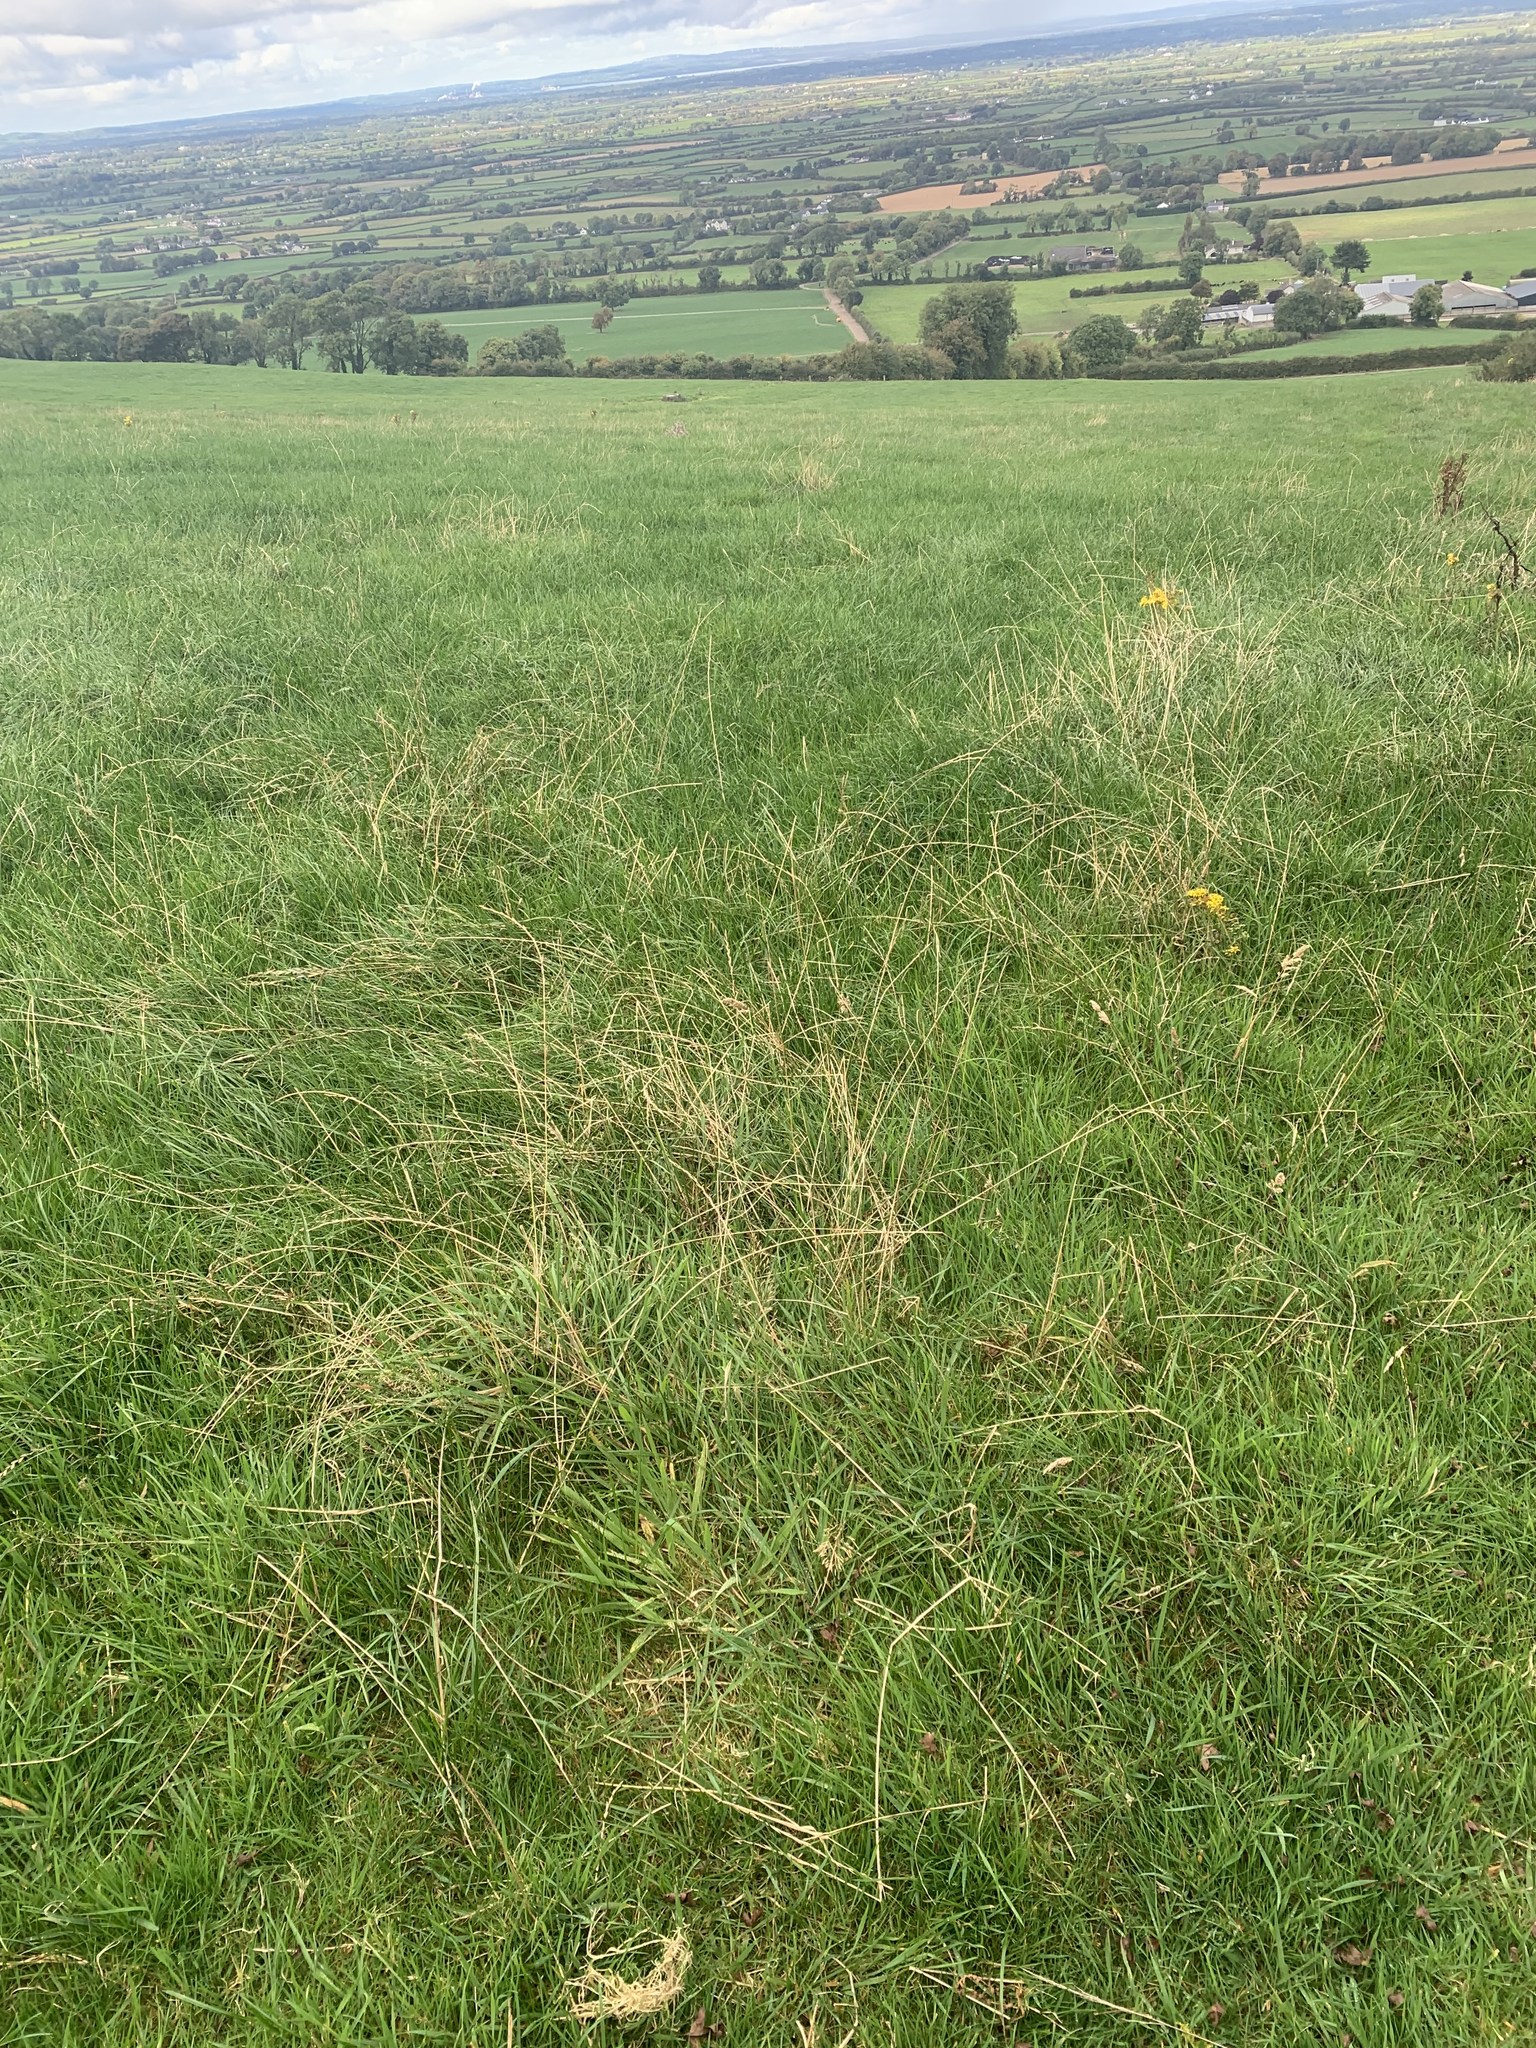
(0, 0, 1426, 140)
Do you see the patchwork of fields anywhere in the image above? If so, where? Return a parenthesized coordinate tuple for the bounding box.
(4, 358, 1536, 2043)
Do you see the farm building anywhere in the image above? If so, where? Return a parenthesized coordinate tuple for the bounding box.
(1049, 242, 1117, 272)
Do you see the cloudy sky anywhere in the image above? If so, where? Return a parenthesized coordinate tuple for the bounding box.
(0, 0, 1112, 134)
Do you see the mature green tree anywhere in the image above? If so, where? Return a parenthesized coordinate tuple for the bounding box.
(1273, 277, 1361, 337)
(592, 304, 614, 333)
(477, 325, 569, 374)
(1261, 218, 1303, 266)
(262, 295, 313, 371)
(1156, 297, 1205, 350)
(696, 262, 722, 292)
(1331, 237, 1369, 282)
(310, 292, 354, 373)
(825, 256, 858, 298)
(1410, 282, 1443, 326)
(119, 311, 196, 363)
(750, 257, 788, 288)
(1007, 336, 1062, 379)
(366, 311, 422, 375)
(917, 282, 1018, 379)
(413, 320, 468, 374)
(1177, 250, 1205, 289)
(1064, 312, 1137, 372)
(1117, 240, 1146, 270)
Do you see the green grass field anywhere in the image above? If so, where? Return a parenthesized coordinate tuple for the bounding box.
(440, 292, 849, 363)
(858, 268, 1302, 347)
(4, 358, 1536, 2046)
(1272, 322, 1504, 357)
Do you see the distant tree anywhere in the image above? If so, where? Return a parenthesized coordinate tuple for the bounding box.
(1297, 243, 1329, 277)
(1332, 237, 1369, 282)
(592, 304, 614, 332)
(1242, 171, 1262, 199)
(595, 278, 633, 310)
(917, 281, 1017, 378)
(367, 311, 422, 374)
(1007, 336, 1062, 379)
(1177, 250, 1204, 289)
(1117, 241, 1146, 270)
(1261, 219, 1304, 267)
(413, 320, 468, 374)
(1155, 297, 1205, 350)
(310, 292, 354, 372)
(1274, 277, 1361, 337)
(118, 310, 195, 363)
(825, 256, 858, 298)
(477, 326, 569, 374)
(262, 294, 313, 371)
(1064, 312, 1136, 372)
(750, 257, 789, 288)
(1410, 282, 1443, 326)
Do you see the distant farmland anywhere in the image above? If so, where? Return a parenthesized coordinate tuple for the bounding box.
(438, 293, 851, 363)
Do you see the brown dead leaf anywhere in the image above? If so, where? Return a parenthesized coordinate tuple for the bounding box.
(918, 1731, 941, 1757)
(1041, 1457, 1073, 1478)
(231, 1850, 260, 1869)
(1199, 1744, 1222, 1774)
(1414, 1906, 1438, 1932)
(0, 1796, 32, 1815)
(1333, 1942, 1373, 1970)
(1387, 1988, 1405, 2013)
(1207, 2003, 1226, 2025)
(685, 2008, 723, 2042)
(663, 1891, 697, 1906)
(739, 1906, 764, 1930)
(817, 1622, 841, 1649)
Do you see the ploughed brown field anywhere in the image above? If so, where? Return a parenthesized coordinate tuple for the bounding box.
(1220, 139, 1536, 197)
(877, 168, 1104, 210)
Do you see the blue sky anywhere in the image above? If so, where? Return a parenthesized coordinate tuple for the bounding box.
(0, 0, 1144, 134)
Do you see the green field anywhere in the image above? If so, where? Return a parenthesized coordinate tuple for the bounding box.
(439, 290, 850, 362)
(4, 357, 1536, 2044)
(1359, 232, 1536, 284)
(859, 265, 1295, 344)
(1274, 321, 1510, 356)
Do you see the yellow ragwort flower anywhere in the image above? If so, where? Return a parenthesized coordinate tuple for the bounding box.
(1186, 885, 1232, 920)
(1446, 552, 1458, 567)
(121, 412, 133, 426)
(1140, 586, 1172, 610)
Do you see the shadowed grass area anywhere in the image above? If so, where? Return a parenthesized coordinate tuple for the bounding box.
(2, 360, 1536, 2045)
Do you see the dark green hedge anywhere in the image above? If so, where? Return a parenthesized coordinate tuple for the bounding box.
(1088, 341, 1505, 379)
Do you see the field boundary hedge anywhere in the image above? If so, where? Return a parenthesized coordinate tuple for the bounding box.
(1089, 339, 1505, 378)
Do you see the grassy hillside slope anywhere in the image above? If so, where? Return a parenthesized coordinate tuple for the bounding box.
(3, 362, 1536, 2046)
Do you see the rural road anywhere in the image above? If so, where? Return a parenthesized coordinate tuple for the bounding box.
(822, 287, 871, 344)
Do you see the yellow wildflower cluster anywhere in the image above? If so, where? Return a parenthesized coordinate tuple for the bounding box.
(121, 413, 133, 426)
(1186, 885, 1231, 920)
(1140, 586, 1173, 610)
(1445, 552, 1458, 567)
